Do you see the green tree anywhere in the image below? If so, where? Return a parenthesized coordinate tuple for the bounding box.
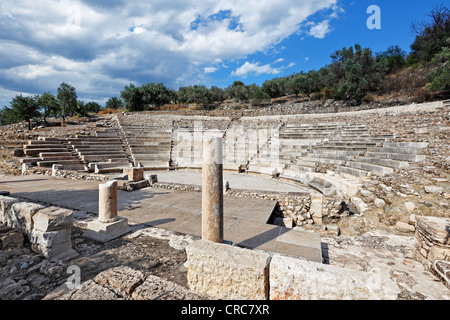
(85, 102, 102, 114)
(105, 97, 124, 110)
(410, 5, 450, 62)
(427, 47, 450, 92)
(375, 45, 407, 74)
(262, 78, 285, 98)
(57, 82, 78, 121)
(9, 95, 40, 130)
(330, 44, 378, 103)
(140, 82, 171, 108)
(121, 84, 144, 111)
(37, 92, 58, 124)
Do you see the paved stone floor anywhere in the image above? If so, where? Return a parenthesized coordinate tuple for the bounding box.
(145, 169, 312, 194)
(0, 174, 321, 261)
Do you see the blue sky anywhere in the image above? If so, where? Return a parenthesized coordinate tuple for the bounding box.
(0, 0, 446, 107)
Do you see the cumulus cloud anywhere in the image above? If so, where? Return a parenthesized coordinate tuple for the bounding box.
(0, 0, 337, 105)
(204, 67, 218, 74)
(231, 61, 281, 78)
(308, 20, 332, 39)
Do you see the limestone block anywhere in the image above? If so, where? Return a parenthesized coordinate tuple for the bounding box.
(0, 196, 20, 224)
(424, 186, 444, 195)
(350, 196, 368, 214)
(32, 240, 76, 260)
(8, 202, 45, 235)
(395, 221, 415, 233)
(132, 275, 210, 300)
(30, 228, 71, 248)
(82, 217, 131, 243)
(32, 207, 73, 232)
(94, 266, 145, 296)
(123, 167, 144, 182)
(0, 224, 23, 249)
(269, 255, 400, 300)
(186, 240, 271, 300)
(374, 198, 386, 208)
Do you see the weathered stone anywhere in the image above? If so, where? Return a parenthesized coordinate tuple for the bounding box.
(94, 266, 145, 296)
(56, 280, 122, 300)
(424, 186, 444, 195)
(395, 221, 415, 233)
(269, 254, 400, 300)
(0, 225, 23, 249)
(186, 240, 271, 300)
(82, 217, 131, 243)
(404, 202, 416, 213)
(99, 180, 118, 223)
(123, 167, 144, 182)
(30, 228, 71, 248)
(32, 207, 73, 232)
(374, 198, 386, 208)
(201, 138, 223, 243)
(350, 197, 368, 214)
(132, 275, 210, 300)
(7, 202, 45, 235)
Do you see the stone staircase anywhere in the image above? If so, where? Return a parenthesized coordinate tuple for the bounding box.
(68, 128, 131, 173)
(21, 137, 84, 170)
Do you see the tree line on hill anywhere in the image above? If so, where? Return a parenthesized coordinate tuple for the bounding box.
(1, 5, 448, 126)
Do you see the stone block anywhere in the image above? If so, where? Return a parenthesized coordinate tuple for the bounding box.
(32, 240, 77, 260)
(0, 224, 23, 249)
(32, 207, 73, 232)
(8, 202, 45, 235)
(269, 254, 399, 300)
(186, 240, 271, 300)
(123, 167, 144, 182)
(94, 266, 146, 296)
(82, 217, 131, 242)
(30, 228, 71, 248)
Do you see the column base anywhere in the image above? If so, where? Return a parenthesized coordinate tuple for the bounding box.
(82, 217, 131, 243)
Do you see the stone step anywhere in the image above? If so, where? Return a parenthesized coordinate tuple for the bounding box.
(37, 160, 82, 167)
(373, 147, 424, 155)
(383, 142, 428, 149)
(366, 151, 426, 162)
(77, 150, 127, 156)
(82, 155, 128, 162)
(28, 140, 64, 145)
(353, 157, 410, 169)
(336, 165, 369, 178)
(24, 148, 69, 156)
(24, 144, 68, 149)
(70, 141, 122, 145)
(39, 152, 74, 157)
(289, 164, 315, 173)
(135, 161, 170, 169)
(345, 161, 394, 175)
(40, 156, 79, 161)
(37, 137, 60, 142)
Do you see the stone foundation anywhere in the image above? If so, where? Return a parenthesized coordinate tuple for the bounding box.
(414, 215, 450, 288)
(185, 239, 405, 300)
(0, 196, 77, 260)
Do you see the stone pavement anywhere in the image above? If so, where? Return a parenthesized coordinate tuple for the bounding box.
(0, 174, 322, 262)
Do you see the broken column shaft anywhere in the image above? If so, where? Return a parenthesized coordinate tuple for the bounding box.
(202, 137, 224, 243)
(99, 180, 118, 223)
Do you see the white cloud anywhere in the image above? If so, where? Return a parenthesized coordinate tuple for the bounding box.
(308, 20, 332, 39)
(231, 61, 282, 78)
(0, 0, 337, 105)
(204, 67, 218, 74)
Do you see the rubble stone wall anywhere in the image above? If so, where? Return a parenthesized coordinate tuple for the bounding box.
(0, 196, 76, 260)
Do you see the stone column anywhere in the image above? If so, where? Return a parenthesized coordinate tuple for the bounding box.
(99, 180, 118, 223)
(201, 137, 223, 243)
(83, 180, 130, 242)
